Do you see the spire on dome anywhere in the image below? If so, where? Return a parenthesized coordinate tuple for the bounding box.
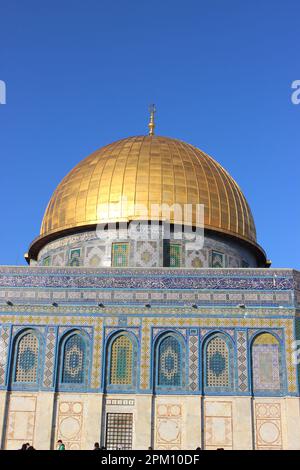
(148, 104, 156, 136)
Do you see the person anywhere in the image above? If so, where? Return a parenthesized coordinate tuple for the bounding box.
(195, 447, 202, 451)
(57, 439, 65, 450)
(27, 446, 35, 450)
(93, 442, 100, 450)
(148, 446, 153, 450)
(19, 443, 28, 450)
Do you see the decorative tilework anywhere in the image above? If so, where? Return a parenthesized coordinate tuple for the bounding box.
(91, 319, 103, 389)
(0, 326, 10, 386)
(237, 330, 248, 392)
(15, 332, 39, 383)
(110, 335, 133, 385)
(169, 244, 181, 268)
(206, 336, 230, 387)
(211, 251, 225, 268)
(43, 327, 56, 388)
(42, 256, 51, 266)
(111, 243, 129, 267)
(69, 249, 81, 267)
(188, 334, 199, 391)
(157, 335, 182, 387)
(62, 334, 86, 384)
(252, 333, 281, 392)
(0, 266, 295, 292)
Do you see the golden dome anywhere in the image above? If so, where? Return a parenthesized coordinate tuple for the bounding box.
(29, 135, 265, 261)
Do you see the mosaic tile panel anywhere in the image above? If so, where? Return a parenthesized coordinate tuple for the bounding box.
(15, 332, 39, 383)
(69, 249, 81, 267)
(237, 330, 248, 392)
(0, 326, 10, 386)
(188, 334, 199, 391)
(206, 336, 230, 387)
(111, 243, 129, 267)
(62, 334, 86, 384)
(43, 327, 56, 388)
(169, 244, 181, 268)
(110, 335, 133, 385)
(158, 336, 181, 386)
(252, 334, 281, 391)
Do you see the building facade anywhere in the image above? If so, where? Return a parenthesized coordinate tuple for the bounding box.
(0, 133, 300, 449)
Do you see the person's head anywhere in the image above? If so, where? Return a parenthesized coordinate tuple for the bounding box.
(196, 447, 201, 450)
(27, 446, 35, 451)
(21, 443, 27, 450)
(148, 446, 153, 450)
(57, 440, 62, 444)
(94, 442, 100, 449)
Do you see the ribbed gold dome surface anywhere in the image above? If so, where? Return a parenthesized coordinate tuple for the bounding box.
(40, 135, 257, 244)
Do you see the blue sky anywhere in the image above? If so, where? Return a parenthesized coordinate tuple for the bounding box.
(0, 0, 299, 268)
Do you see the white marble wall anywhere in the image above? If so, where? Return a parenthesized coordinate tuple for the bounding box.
(1, 392, 299, 450)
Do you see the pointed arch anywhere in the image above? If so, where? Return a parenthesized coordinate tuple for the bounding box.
(11, 329, 42, 386)
(251, 332, 283, 394)
(154, 332, 186, 390)
(203, 332, 234, 392)
(58, 330, 88, 387)
(106, 331, 138, 390)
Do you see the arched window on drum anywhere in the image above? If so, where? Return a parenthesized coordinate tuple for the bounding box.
(251, 333, 283, 394)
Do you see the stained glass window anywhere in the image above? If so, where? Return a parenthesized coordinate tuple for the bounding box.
(206, 335, 230, 387)
(62, 334, 86, 384)
(110, 335, 133, 385)
(252, 333, 281, 392)
(111, 243, 129, 267)
(15, 332, 39, 383)
(157, 335, 182, 386)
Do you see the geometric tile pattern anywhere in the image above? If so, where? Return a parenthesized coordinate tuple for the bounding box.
(158, 335, 181, 386)
(110, 335, 133, 385)
(111, 243, 129, 267)
(15, 332, 39, 383)
(169, 244, 181, 268)
(91, 319, 103, 389)
(0, 325, 10, 386)
(252, 333, 281, 392)
(206, 336, 230, 387)
(62, 334, 86, 384)
(189, 334, 199, 391)
(43, 327, 56, 388)
(237, 330, 248, 392)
